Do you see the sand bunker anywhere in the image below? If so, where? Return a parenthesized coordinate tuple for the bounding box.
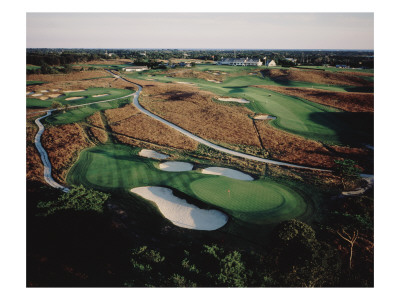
(64, 89, 86, 93)
(207, 79, 222, 83)
(201, 167, 254, 181)
(93, 94, 110, 98)
(139, 149, 169, 160)
(40, 90, 49, 93)
(32, 93, 43, 97)
(217, 97, 250, 104)
(47, 93, 63, 98)
(159, 161, 193, 172)
(38, 96, 50, 100)
(65, 96, 85, 101)
(51, 89, 59, 92)
(131, 186, 228, 230)
(177, 81, 195, 85)
(254, 115, 277, 120)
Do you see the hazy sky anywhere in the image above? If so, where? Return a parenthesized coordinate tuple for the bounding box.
(26, 13, 373, 49)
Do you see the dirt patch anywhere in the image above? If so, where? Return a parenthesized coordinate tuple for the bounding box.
(253, 85, 374, 113)
(41, 123, 91, 183)
(261, 68, 372, 87)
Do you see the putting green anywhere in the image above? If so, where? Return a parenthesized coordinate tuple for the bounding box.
(67, 144, 308, 223)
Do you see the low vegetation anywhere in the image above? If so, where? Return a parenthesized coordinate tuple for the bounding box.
(41, 123, 91, 183)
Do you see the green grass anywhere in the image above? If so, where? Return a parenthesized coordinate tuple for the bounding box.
(74, 63, 133, 70)
(27, 80, 45, 86)
(26, 65, 40, 70)
(67, 144, 308, 224)
(126, 68, 373, 146)
(44, 97, 132, 125)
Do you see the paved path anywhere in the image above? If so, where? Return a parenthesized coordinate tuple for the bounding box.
(34, 111, 70, 192)
(108, 71, 329, 172)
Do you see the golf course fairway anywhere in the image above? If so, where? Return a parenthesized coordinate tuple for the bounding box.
(67, 144, 308, 224)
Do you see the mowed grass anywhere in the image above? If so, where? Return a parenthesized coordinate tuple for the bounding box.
(67, 144, 307, 224)
(27, 87, 133, 109)
(44, 97, 132, 125)
(127, 67, 372, 145)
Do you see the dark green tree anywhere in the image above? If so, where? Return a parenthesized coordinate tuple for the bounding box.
(333, 159, 362, 189)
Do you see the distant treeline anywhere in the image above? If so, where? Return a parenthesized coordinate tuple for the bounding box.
(26, 48, 374, 69)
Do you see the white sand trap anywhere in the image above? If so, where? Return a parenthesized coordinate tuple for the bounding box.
(131, 186, 228, 230)
(38, 96, 50, 100)
(65, 96, 85, 101)
(254, 115, 277, 120)
(159, 161, 193, 172)
(93, 94, 110, 97)
(32, 93, 43, 97)
(217, 97, 250, 104)
(177, 81, 194, 85)
(139, 149, 169, 160)
(64, 89, 86, 93)
(40, 90, 49, 93)
(201, 167, 254, 181)
(51, 89, 59, 92)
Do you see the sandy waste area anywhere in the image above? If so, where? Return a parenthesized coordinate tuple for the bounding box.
(159, 161, 193, 172)
(254, 115, 276, 120)
(65, 96, 85, 101)
(201, 167, 254, 181)
(64, 89, 86, 93)
(130, 186, 228, 230)
(217, 97, 250, 104)
(139, 149, 169, 160)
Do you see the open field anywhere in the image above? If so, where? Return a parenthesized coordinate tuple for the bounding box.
(67, 143, 309, 224)
(126, 70, 372, 146)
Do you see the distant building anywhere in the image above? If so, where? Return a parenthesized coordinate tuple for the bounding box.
(218, 58, 263, 66)
(123, 66, 149, 72)
(266, 59, 277, 67)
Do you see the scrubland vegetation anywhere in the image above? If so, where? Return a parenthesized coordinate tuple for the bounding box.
(27, 51, 373, 287)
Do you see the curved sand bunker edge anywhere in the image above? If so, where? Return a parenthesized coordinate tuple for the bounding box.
(217, 97, 250, 104)
(201, 167, 254, 181)
(158, 161, 194, 172)
(139, 149, 169, 160)
(93, 94, 110, 98)
(254, 114, 276, 120)
(130, 186, 228, 230)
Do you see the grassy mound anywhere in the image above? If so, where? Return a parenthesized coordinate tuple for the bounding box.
(67, 144, 307, 224)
